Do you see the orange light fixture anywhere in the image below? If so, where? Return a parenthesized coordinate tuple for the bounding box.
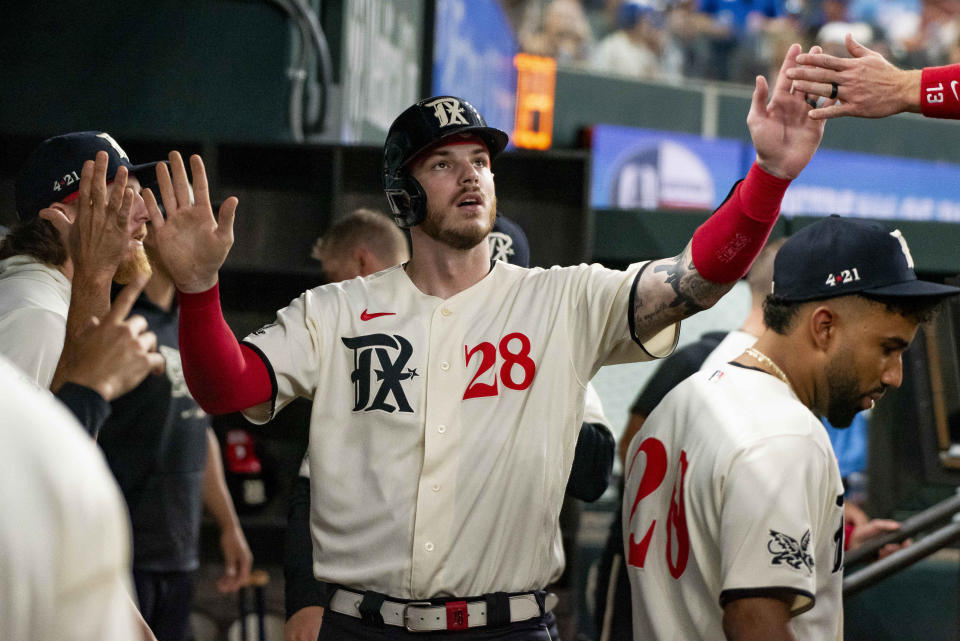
(512, 53, 557, 150)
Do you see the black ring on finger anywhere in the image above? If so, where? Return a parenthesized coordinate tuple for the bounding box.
(830, 81, 839, 100)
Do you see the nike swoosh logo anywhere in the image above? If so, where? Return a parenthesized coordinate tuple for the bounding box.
(951, 80, 959, 102)
(360, 309, 396, 321)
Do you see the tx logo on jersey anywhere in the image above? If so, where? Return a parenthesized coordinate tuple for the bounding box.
(767, 529, 814, 573)
(488, 231, 515, 263)
(342, 333, 417, 413)
(424, 97, 469, 128)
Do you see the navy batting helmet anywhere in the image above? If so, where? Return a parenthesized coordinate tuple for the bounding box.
(382, 96, 509, 228)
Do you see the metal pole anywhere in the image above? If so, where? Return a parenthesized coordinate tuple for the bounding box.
(238, 587, 248, 641)
(843, 520, 960, 598)
(845, 492, 960, 566)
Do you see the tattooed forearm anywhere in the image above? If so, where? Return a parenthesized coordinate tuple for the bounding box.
(632, 243, 735, 340)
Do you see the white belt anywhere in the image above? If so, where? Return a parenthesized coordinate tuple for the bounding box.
(328, 588, 558, 633)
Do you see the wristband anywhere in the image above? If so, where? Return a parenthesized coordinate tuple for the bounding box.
(844, 522, 855, 551)
(920, 65, 960, 119)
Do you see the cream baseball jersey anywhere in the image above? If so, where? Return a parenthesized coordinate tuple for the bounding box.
(243, 260, 677, 598)
(0, 355, 137, 641)
(623, 364, 844, 641)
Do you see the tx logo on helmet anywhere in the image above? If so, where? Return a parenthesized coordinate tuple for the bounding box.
(424, 97, 470, 128)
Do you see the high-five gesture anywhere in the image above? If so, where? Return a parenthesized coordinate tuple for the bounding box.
(39, 151, 138, 336)
(40, 151, 136, 278)
(748, 43, 831, 179)
(787, 34, 922, 120)
(145, 152, 238, 293)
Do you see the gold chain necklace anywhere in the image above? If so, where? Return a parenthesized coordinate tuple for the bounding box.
(744, 347, 794, 394)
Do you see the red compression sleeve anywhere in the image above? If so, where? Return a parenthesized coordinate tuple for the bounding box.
(178, 283, 272, 414)
(920, 64, 960, 119)
(690, 162, 790, 283)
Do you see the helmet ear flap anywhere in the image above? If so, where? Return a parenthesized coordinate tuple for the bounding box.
(384, 174, 426, 229)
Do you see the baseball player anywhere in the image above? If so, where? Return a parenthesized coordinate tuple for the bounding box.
(146, 43, 826, 639)
(786, 32, 960, 121)
(284, 211, 615, 641)
(0, 353, 140, 641)
(1, 134, 165, 434)
(623, 216, 958, 641)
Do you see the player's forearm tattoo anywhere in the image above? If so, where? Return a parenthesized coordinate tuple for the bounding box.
(633, 244, 733, 339)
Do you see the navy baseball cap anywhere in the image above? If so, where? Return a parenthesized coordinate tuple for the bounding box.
(15, 131, 161, 221)
(772, 215, 960, 301)
(490, 214, 531, 267)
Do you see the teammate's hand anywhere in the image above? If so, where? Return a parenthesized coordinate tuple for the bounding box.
(787, 34, 922, 120)
(144, 151, 238, 293)
(748, 43, 830, 180)
(216, 523, 253, 592)
(51, 274, 166, 401)
(39, 151, 136, 280)
(284, 606, 324, 641)
(848, 518, 909, 560)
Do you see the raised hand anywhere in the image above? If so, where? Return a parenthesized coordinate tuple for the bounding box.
(51, 274, 165, 402)
(144, 151, 238, 293)
(787, 34, 921, 120)
(748, 43, 831, 179)
(39, 151, 138, 335)
(39, 151, 135, 276)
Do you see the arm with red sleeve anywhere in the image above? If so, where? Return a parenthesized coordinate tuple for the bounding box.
(178, 283, 272, 415)
(630, 44, 822, 343)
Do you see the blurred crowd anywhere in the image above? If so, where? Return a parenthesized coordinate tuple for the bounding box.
(505, 0, 960, 84)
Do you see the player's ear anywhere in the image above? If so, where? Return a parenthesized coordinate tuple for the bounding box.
(355, 246, 375, 277)
(809, 305, 836, 351)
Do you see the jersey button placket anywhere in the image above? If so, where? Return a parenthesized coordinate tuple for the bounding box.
(411, 303, 459, 593)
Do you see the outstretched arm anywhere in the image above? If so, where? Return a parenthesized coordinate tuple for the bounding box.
(632, 44, 827, 342)
(787, 34, 922, 119)
(144, 152, 271, 413)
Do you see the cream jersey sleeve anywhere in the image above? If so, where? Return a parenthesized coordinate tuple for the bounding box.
(719, 432, 841, 614)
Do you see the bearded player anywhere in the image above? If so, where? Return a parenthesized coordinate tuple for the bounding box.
(0, 133, 161, 409)
(149, 44, 827, 640)
(623, 216, 957, 640)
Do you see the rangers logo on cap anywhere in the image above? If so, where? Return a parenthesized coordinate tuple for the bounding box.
(423, 97, 470, 128)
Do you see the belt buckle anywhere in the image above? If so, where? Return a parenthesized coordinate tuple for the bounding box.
(402, 601, 435, 633)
